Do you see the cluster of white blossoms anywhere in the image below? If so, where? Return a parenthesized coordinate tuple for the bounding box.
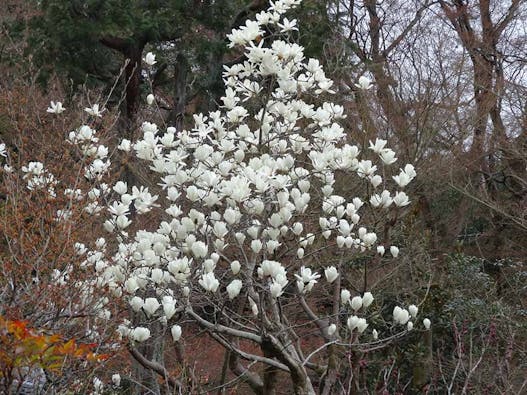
(64, 1, 432, 341)
(73, 0, 430, 344)
(1, 2, 432, 371)
(20, 161, 58, 197)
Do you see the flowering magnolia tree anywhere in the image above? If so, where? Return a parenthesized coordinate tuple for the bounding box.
(1, 0, 431, 394)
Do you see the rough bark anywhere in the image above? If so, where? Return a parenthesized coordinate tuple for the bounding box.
(100, 35, 146, 131)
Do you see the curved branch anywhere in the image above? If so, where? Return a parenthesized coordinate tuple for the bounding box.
(187, 307, 262, 343)
(210, 331, 290, 372)
(128, 346, 182, 389)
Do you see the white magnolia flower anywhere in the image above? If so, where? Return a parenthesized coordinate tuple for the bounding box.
(341, 289, 351, 305)
(144, 52, 157, 66)
(46, 101, 66, 114)
(362, 292, 374, 308)
(351, 296, 362, 311)
(171, 325, 182, 341)
(324, 266, 339, 283)
(407, 321, 414, 331)
(199, 272, 219, 292)
(369, 138, 387, 154)
(93, 377, 104, 393)
(118, 139, 131, 152)
(130, 327, 151, 342)
(124, 278, 139, 294)
(112, 374, 121, 387)
(423, 318, 431, 330)
(162, 296, 177, 320)
(292, 222, 303, 235)
(249, 297, 258, 316)
(408, 304, 418, 318)
(113, 181, 128, 195)
(231, 260, 241, 275)
(362, 232, 377, 247)
(390, 246, 400, 257)
(370, 174, 382, 188)
(356, 318, 368, 333)
(347, 315, 359, 331)
(116, 215, 132, 230)
(357, 160, 377, 178)
(143, 297, 160, 317)
(129, 296, 144, 312)
(295, 266, 321, 285)
(226, 279, 243, 299)
(393, 191, 410, 207)
(393, 164, 417, 188)
(327, 324, 337, 336)
(84, 104, 104, 117)
(251, 239, 263, 253)
(191, 241, 208, 258)
(372, 329, 379, 340)
(355, 76, 373, 90)
(370, 190, 392, 208)
(379, 149, 397, 165)
(393, 306, 410, 325)
(377, 246, 385, 256)
(270, 281, 284, 298)
(147, 94, 155, 105)
(278, 17, 298, 32)
(297, 248, 305, 259)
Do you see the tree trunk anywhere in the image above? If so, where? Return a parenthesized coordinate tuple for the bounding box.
(169, 53, 189, 132)
(100, 35, 146, 134)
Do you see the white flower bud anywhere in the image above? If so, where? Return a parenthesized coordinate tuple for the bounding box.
(231, 260, 241, 275)
(327, 324, 337, 336)
(226, 279, 243, 299)
(124, 278, 139, 294)
(341, 289, 351, 305)
(251, 239, 263, 253)
(356, 318, 368, 333)
(362, 292, 374, 308)
(408, 304, 418, 318)
(112, 374, 121, 387)
(144, 52, 157, 66)
(143, 297, 160, 317)
(297, 248, 304, 259)
(324, 266, 339, 283)
(171, 325, 182, 341)
(146, 94, 155, 105)
(130, 327, 151, 342)
(351, 296, 363, 311)
(129, 296, 144, 312)
(347, 315, 359, 331)
(249, 297, 258, 316)
(423, 318, 431, 330)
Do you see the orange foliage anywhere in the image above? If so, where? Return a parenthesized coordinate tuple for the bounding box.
(0, 315, 108, 390)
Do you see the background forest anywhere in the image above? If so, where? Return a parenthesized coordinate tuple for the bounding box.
(0, 0, 526, 394)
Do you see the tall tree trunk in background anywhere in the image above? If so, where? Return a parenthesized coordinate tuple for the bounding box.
(361, 0, 410, 156)
(439, 0, 521, 255)
(440, 0, 519, 177)
(100, 36, 146, 188)
(170, 53, 189, 132)
(100, 35, 146, 134)
(351, 0, 432, 160)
